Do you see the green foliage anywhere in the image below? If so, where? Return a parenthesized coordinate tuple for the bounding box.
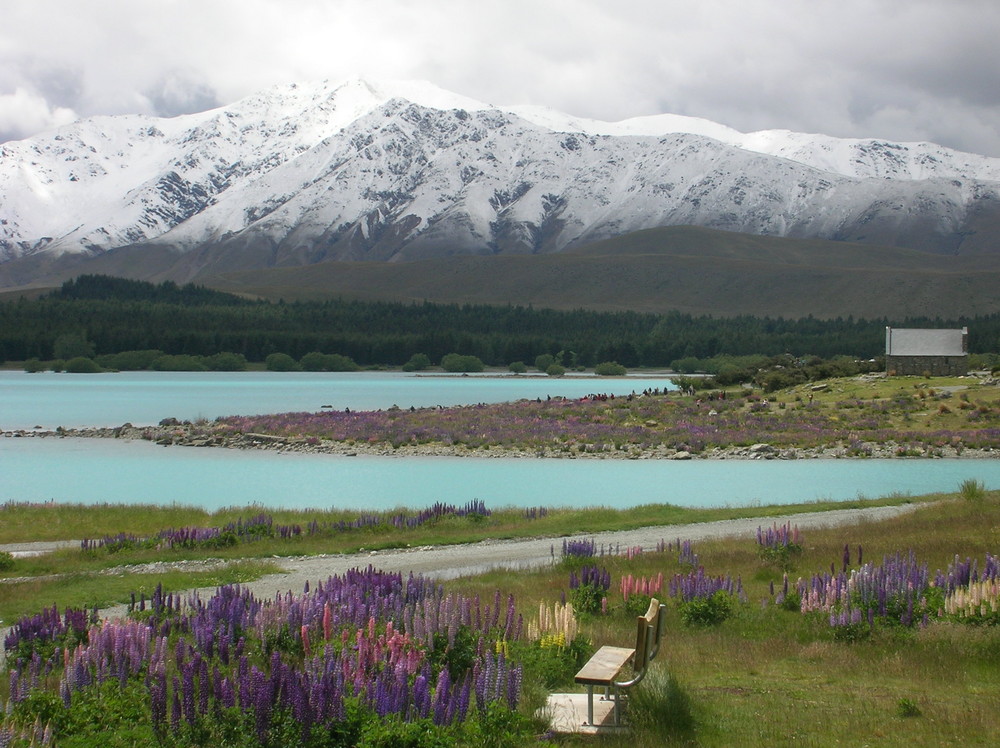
(300, 351, 360, 372)
(429, 625, 478, 680)
(440, 353, 484, 373)
(679, 590, 736, 627)
(96, 349, 165, 370)
(64, 356, 103, 374)
(831, 616, 872, 643)
(534, 353, 555, 371)
(5, 274, 1000, 370)
(669, 375, 718, 392)
(897, 698, 923, 718)
(594, 360, 627, 376)
(779, 591, 802, 612)
(960, 478, 987, 501)
(569, 584, 605, 616)
(151, 354, 208, 371)
(59, 680, 155, 746)
(0, 550, 14, 571)
(545, 363, 566, 377)
(23, 357, 46, 373)
(513, 638, 593, 689)
(359, 716, 453, 748)
(507, 361, 527, 374)
(627, 669, 697, 740)
(757, 543, 803, 572)
(265, 352, 301, 371)
(204, 351, 249, 371)
(401, 353, 432, 372)
(322, 353, 361, 372)
(10, 689, 66, 729)
(463, 702, 532, 748)
(53, 332, 95, 360)
(300, 350, 328, 371)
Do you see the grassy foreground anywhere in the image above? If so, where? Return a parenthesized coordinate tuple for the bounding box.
(3, 486, 1000, 745)
(449, 488, 1000, 746)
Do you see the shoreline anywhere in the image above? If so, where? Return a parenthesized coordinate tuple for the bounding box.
(4, 423, 998, 460)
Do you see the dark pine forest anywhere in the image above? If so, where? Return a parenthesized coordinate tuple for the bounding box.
(2, 275, 999, 367)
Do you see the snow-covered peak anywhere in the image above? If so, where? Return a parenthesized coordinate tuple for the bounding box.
(507, 104, 745, 144)
(2, 76, 1000, 272)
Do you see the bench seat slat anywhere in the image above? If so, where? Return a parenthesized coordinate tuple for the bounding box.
(574, 646, 635, 685)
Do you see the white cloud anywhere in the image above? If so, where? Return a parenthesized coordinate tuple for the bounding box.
(0, 87, 77, 141)
(0, 0, 999, 155)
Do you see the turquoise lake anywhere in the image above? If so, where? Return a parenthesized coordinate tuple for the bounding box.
(0, 370, 677, 430)
(2, 371, 998, 511)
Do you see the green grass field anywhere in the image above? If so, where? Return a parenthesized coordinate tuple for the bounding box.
(3, 486, 1000, 745)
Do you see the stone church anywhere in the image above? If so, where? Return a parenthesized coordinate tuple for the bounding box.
(885, 327, 969, 376)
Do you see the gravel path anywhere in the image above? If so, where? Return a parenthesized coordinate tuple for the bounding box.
(0, 503, 921, 667)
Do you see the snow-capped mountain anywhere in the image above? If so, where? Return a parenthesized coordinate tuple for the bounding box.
(2, 78, 999, 278)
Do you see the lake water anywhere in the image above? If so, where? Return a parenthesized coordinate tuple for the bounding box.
(3, 436, 999, 512)
(0, 370, 676, 430)
(2, 371, 998, 511)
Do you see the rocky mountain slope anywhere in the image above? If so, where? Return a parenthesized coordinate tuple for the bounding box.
(2, 78, 999, 287)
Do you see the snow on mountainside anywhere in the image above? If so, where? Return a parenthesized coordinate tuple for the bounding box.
(1, 77, 999, 273)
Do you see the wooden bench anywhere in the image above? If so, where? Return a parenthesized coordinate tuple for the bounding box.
(573, 597, 666, 727)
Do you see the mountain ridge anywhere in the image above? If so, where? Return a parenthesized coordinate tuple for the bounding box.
(1, 77, 999, 301)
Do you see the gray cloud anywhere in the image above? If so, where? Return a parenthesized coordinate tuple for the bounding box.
(0, 0, 998, 156)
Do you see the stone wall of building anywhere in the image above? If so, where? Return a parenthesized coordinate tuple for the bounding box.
(886, 355, 968, 376)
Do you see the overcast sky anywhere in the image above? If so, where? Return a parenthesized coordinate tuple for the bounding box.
(2, 0, 998, 156)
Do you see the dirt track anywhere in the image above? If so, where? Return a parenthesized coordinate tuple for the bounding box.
(0, 503, 921, 666)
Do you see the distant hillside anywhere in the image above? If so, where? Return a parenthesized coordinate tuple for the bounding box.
(202, 227, 1000, 319)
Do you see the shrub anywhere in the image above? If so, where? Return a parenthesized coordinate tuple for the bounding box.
(0, 550, 14, 571)
(97, 349, 165, 370)
(534, 353, 555, 372)
(440, 353, 485, 373)
(204, 352, 248, 371)
(151, 354, 208, 371)
(960, 478, 987, 501)
(299, 350, 327, 371)
(322, 353, 360, 371)
(23, 357, 46, 373)
(64, 356, 102, 373)
(569, 565, 610, 615)
(402, 353, 432, 372)
(53, 332, 95, 360)
(545, 364, 566, 377)
(515, 636, 590, 689)
(756, 522, 803, 571)
(507, 361, 527, 374)
(627, 669, 696, 739)
(594, 361, 627, 376)
(265, 352, 300, 371)
(678, 590, 736, 627)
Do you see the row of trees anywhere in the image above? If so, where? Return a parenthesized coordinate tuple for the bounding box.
(3, 275, 1000, 368)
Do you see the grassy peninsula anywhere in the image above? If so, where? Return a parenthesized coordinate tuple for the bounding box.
(50, 373, 999, 459)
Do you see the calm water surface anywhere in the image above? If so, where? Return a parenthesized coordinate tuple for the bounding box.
(0, 370, 675, 430)
(2, 370, 997, 511)
(2, 437, 999, 511)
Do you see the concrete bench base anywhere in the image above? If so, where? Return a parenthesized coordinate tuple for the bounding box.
(542, 692, 629, 734)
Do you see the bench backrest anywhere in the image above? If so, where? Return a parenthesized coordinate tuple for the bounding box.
(631, 597, 665, 675)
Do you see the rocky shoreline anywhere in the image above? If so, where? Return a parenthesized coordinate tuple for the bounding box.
(3, 422, 997, 461)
